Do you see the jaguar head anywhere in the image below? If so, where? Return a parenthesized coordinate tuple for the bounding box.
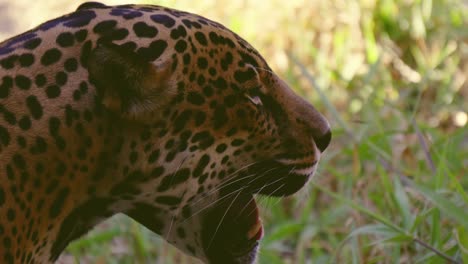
(87, 8, 330, 263)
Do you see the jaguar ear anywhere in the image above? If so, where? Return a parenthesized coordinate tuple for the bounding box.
(88, 42, 174, 121)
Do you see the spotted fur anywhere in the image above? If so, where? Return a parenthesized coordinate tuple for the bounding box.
(0, 2, 331, 263)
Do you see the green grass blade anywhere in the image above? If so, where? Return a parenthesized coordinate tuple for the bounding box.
(412, 184, 468, 229)
(312, 183, 407, 235)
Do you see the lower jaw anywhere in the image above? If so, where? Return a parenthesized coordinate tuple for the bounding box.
(201, 162, 311, 262)
(201, 193, 262, 263)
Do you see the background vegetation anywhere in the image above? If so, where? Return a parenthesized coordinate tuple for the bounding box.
(2, 0, 466, 263)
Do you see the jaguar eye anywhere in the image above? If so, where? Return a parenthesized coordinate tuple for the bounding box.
(245, 94, 263, 106)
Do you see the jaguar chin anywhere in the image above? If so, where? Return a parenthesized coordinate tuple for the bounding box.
(199, 152, 329, 263)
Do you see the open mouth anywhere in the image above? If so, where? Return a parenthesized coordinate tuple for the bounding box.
(201, 194, 263, 263)
(201, 160, 314, 263)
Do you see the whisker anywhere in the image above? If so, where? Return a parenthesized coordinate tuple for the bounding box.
(186, 172, 258, 208)
(165, 214, 177, 240)
(244, 166, 281, 186)
(252, 174, 284, 194)
(188, 160, 287, 207)
(254, 184, 286, 218)
(268, 186, 286, 205)
(186, 161, 263, 206)
(260, 168, 300, 210)
(239, 175, 281, 215)
(205, 158, 281, 196)
(164, 156, 189, 238)
(256, 165, 295, 199)
(234, 177, 285, 222)
(254, 66, 275, 75)
(182, 163, 290, 224)
(207, 190, 242, 249)
(179, 187, 246, 224)
(167, 155, 189, 189)
(295, 182, 312, 210)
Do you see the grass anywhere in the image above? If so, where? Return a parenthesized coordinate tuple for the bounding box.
(57, 0, 467, 263)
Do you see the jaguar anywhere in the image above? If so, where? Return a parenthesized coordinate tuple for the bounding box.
(0, 2, 331, 263)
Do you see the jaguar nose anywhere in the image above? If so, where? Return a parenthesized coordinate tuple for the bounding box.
(315, 129, 331, 152)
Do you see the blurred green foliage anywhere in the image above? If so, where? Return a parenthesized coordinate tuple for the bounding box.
(63, 0, 467, 263)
